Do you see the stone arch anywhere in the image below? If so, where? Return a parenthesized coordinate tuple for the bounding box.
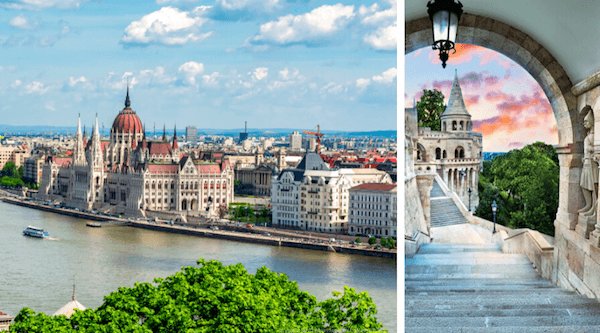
(182, 198, 188, 211)
(442, 150, 447, 159)
(443, 121, 447, 131)
(435, 147, 442, 160)
(406, 13, 579, 147)
(407, 13, 583, 236)
(417, 143, 426, 161)
(452, 120, 457, 131)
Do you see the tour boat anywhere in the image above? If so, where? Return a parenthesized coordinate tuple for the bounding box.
(86, 222, 102, 228)
(23, 226, 49, 238)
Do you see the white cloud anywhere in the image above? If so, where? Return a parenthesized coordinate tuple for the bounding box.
(67, 76, 88, 87)
(139, 66, 175, 86)
(363, 22, 396, 51)
(178, 61, 205, 85)
(372, 67, 397, 84)
(202, 72, 220, 86)
(25, 81, 48, 94)
(355, 78, 371, 90)
(9, 15, 32, 29)
(216, 0, 278, 11)
(252, 67, 268, 81)
(356, 67, 397, 89)
(359, 0, 396, 26)
(0, 0, 83, 10)
(359, 0, 396, 51)
(251, 4, 355, 45)
(122, 7, 212, 46)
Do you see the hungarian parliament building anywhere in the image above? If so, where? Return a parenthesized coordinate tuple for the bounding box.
(37, 89, 234, 217)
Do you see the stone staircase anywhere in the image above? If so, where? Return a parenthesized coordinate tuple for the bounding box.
(430, 198, 467, 228)
(405, 243, 600, 332)
(430, 180, 446, 198)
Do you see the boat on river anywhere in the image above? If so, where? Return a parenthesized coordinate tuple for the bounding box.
(23, 226, 49, 238)
(86, 222, 102, 228)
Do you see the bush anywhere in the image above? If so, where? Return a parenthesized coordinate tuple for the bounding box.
(368, 236, 377, 245)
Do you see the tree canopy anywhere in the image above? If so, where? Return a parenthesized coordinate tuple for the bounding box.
(10, 259, 385, 333)
(475, 142, 559, 235)
(416, 89, 445, 131)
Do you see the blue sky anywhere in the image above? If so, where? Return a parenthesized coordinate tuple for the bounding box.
(0, 0, 396, 131)
(406, 44, 558, 152)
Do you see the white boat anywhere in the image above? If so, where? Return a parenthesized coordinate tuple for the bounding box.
(23, 226, 49, 238)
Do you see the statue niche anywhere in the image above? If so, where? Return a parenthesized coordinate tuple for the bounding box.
(577, 105, 598, 236)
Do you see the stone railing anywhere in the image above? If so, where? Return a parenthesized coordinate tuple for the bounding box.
(503, 229, 555, 280)
(434, 174, 556, 280)
(405, 230, 431, 258)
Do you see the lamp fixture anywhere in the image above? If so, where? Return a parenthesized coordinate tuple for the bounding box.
(427, 0, 463, 68)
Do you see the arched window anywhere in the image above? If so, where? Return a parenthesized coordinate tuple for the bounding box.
(452, 121, 457, 130)
(435, 147, 441, 160)
(417, 144, 426, 162)
(459, 121, 464, 130)
(442, 122, 447, 131)
(442, 150, 447, 159)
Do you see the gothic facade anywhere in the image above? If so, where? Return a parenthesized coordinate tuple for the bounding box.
(38, 89, 234, 217)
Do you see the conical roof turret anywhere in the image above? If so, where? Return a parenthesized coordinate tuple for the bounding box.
(441, 70, 471, 118)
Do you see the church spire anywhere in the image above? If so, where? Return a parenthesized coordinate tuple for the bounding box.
(162, 124, 167, 142)
(124, 84, 131, 108)
(172, 124, 178, 149)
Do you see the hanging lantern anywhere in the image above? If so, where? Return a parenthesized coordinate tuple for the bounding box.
(427, 0, 463, 68)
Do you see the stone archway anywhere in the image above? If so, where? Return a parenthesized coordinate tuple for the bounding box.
(407, 13, 584, 231)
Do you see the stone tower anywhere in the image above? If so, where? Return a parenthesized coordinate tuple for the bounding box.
(440, 70, 472, 132)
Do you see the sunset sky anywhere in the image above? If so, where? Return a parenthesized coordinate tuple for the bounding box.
(406, 44, 558, 152)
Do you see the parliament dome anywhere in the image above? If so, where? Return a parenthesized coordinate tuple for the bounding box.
(111, 87, 143, 134)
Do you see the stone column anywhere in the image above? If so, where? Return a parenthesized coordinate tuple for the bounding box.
(416, 174, 435, 231)
(556, 147, 583, 231)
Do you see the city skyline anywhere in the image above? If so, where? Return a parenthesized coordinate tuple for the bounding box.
(0, 0, 396, 131)
(406, 43, 558, 152)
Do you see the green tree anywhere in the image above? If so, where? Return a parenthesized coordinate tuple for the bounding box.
(417, 89, 445, 131)
(368, 237, 377, 245)
(1, 161, 19, 178)
(475, 142, 559, 235)
(10, 260, 385, 333)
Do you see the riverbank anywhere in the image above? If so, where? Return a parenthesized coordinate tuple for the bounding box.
(0, 195, 396, 259)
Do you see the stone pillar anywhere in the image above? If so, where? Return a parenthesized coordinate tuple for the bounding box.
(416, 174, 435, 231)
(556, 148, 583, 231)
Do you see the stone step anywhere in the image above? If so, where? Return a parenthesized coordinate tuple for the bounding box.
(406, 306, 600, 318)
(405, 293, 600, 308)
(406, 263, 537, 275)
(405, 314, 600, 328)
(407, 253, 530, 265)
(407, 272, 542, 280)
(416, 244, 500, 254)
(405, 278, 552, 287)
(430, 180, 446, 198)
(406, 326, 600, 333)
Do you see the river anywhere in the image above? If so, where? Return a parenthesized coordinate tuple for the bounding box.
(0, 201, 397, 331)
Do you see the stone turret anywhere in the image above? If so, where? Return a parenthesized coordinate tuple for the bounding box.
(440, 70, 472, 132)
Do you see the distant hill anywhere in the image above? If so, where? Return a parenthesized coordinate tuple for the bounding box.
(0, 124, 397, 139)
(483, 152, 506, 161)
